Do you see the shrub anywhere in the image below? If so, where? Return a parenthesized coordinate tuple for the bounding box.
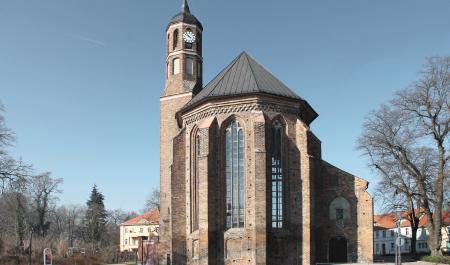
(422, 256, 450, 264)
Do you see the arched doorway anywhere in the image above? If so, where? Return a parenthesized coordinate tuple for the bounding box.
(329, 236, 348, 263)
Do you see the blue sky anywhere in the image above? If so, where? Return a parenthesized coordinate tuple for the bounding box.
(1, 0, 450, 212)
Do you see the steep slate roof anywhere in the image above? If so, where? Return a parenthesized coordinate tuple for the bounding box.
(181, 52, 304, 112)
(120, 208, 160, 226)
(168, 0, 203, 31)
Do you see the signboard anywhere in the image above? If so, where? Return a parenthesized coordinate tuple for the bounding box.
(43, 248, 52, 265)
(396, 237, 405, 247)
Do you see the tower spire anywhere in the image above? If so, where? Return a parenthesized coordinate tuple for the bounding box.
(182, 0, 190, 13)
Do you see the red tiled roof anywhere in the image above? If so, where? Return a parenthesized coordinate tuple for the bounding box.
(374, 210, 450, 229)
(419, 211, 450, 227)
(121, 208, 160, 226)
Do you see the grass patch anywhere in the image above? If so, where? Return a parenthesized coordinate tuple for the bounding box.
(421, 256, 450, 264)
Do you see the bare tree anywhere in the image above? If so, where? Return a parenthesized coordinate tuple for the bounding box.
(0, 104, 31, 193)
(359, 56, 450, 256)
(144, 187, 160, 212)
(29, 172, 63, 237)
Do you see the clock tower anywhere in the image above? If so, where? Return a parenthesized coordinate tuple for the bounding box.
(163, 0, 203, 97)
(160, 0, 203, 264)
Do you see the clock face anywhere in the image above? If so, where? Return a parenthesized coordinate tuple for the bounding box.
(183, 31, 196, 43)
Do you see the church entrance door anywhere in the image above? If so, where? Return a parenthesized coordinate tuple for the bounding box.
(329, 236, 348, 263)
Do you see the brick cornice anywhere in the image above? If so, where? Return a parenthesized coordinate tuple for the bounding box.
(181, 98, 301, 126)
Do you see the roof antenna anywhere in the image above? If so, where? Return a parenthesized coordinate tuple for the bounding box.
(182, 0, 190, 13)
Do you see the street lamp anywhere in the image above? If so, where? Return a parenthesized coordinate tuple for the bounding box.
(394, 204, 405, 265)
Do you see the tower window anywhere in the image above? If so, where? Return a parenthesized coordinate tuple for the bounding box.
(186, 58, 194, 75)
(271, 121, 284, 228)
(226, 120, 245, 229)
(172, 58, 180, 75)
(173, 29, 179, 50)
(197, 32, 202, 54)
(197, 61, 202, 78)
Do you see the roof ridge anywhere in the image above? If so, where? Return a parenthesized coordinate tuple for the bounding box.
(248, 52, 302, 99)
(201, 53, 243, 99)
(244, 52, 261, 94)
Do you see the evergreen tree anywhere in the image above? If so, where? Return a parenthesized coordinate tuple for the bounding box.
(83, 185, 107, 251)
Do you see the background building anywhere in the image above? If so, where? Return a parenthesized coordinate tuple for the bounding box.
(119, 208, 160, 252)
(374, 211, 450, 255)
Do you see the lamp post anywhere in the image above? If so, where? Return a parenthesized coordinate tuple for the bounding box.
(141, 237, 144, 265)
(394, 205, 404, 265)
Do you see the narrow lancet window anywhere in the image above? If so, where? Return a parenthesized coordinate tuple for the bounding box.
(226, 121, 245, 229)
(173, 29, 179, 50)
(192, 133, 200, 231)
(186, 58, 194, 75)
(172, 58, 180, 75)
(271, 121, 283, 228)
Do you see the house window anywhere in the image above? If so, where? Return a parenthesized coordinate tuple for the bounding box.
(405, 228, 409, 235)
(125, 228, 128, 233)
(391, 242, 394, 250)
(225, 120, 245, 229)
(376, 231, 379, 238)
(271, 121, 284, 228)
(382, 231, 386, 238)
(125, 239, 128, 245)
(391, 230, 394, 237)
(186, 58, 194, 75)
(376, 243, 379, 253)
(191, 132, 200, 231)
(173, 29, 179, 50)
(172, 58, 180, 75)
(140, 228, 143, 233)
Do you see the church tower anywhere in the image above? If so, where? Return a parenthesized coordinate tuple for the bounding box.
(163, 0, 203, 97)
(160, 0, 203, 264)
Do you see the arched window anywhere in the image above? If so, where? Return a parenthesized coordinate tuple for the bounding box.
(186, 58, 194, 75)
(173, 29, 179, 50)
(167, 34, 170, 52)
(191, 132, 201, 232)
(172, 58, 180, 75)
(329, 197, 350, 220)
(271, 121, 284, 228)
(197, 61, 202, 78)
(225, 120, 245, 229)
(197, 32, 202, 54)
(191, 133, 200, 231)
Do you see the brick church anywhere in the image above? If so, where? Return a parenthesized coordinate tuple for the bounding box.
(159, 1, 374, 264)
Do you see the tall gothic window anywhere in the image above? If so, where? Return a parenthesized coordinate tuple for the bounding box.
(226, 120, 245, 229)
(192, 133, 200, 231)
(173, 29, 179, 50)
(271, 121, 283, 228)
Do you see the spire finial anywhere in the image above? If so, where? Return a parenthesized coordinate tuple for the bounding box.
(182, 0, 190, 13)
